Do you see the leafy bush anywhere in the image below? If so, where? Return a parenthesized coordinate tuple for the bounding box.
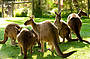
(15, 8, 28, 17)
(42, 8, 58, 18)
(42, 8, 74, 18)
(15, 12, 21, 17)
(21, 10, 28, 17)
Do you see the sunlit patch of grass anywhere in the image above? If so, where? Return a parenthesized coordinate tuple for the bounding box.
(32, 55, 37, 59)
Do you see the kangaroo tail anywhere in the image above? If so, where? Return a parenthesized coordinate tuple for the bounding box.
(52, 39, 76, 58)
(75, 30, 82, 41)
(0, 33, 8, 44)
(81, 40, 90, 44)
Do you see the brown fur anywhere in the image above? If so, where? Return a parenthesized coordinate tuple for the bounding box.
(0, 23, 22, 45)
(17, 28, 37, 59)
(54, 12, 78, 42)
(67, 10, 87, 41)
(24, 16, 76, 58)
(54, 12, 71, 42)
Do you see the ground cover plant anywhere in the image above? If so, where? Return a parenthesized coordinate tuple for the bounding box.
(0, 17, 90, 59)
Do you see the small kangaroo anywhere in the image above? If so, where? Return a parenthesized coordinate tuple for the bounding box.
(67, 9, 90, 44)
(0, 23, 22, 45)
(24, 16, 76, 58)
(54, 11, 78, 42)
(17, 28, 37, 59)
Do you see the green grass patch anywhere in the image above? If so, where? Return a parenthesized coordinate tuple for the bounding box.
(0, 17, 90, 59)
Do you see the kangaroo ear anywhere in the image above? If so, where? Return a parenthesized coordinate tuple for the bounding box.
(78, 9, 82, 12)
(59, 11, 61, 16)
(30, 15, 35, 19)
(55, 12, 58, 15)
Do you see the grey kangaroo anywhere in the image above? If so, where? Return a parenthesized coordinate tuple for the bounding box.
(67, 9, 90, 44)
(24, 16, 76, 58)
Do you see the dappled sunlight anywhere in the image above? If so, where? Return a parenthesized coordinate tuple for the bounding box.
(43, 50, 52, 57)
(83, 37, 90, 41)
(0, 17, 28, 28)
(32, 55, 37, 59)
(0, 18, 13, 27)
(0, 45, 2, 50)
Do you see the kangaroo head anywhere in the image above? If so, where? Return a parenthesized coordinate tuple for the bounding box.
(78, 9, 87, 17)
(24, 16, 34, 26)
(54, 11, 61, 24)
(16, 27, 23, 34)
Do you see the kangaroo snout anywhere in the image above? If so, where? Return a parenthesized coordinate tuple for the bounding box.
(24, 23, 27, 26)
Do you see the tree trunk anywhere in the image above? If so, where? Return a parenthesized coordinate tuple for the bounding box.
(88, 0, 89, 18)
(32, 0, 42, 18)
(11, 2, 14, 17)
(32, 0, 34, 15)
(2, 0, 4, 18)
(58, 0, 60, 12)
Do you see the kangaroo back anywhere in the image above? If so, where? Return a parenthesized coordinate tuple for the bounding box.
(0, 23, 22, 45)
(69, 17, 82, 33)
(68, 17, 82, 41)
(17, 28, 37, 59)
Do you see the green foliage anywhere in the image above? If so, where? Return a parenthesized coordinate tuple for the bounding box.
(33, 0, 42, 18)
(21, 10, 27, 17)
(42, 8, 57, 18)
(42, 12, 55, 18)
(15, 8, 28, 17)
(15, 11, 21, 17)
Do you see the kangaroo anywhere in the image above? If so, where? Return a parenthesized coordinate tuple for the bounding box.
(54, 11, 78, 42)
(0, 23, 22, 45)
(17, 28, 37, 59)
(24, 16, 76, 58)
(67, 9, 90, 44)
(27, 28, 41, 48)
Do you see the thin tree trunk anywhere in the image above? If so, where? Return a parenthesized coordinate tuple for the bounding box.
(2, 0, 4, 18)
(88, 0, 89, 18)
(58, 0, 60, 12)
(32, 0, 34, 15)
(11, 2, 14, 17)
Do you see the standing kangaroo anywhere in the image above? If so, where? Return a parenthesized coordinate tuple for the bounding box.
(17, 28, 37, 59)
(0, 23, 22, 45)
(24, 16, 76, 58)
(54, 11, 78, 42)
(67, 9, 90, 44)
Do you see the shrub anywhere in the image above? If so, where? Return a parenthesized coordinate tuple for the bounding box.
(21, 10, 28, 17)
(42, 8, 58, 18)
(15, 8, 28, 17)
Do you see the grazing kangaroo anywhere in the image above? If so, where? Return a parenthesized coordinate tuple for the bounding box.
(0, 23, 22, 45)
(54, 11, 78, 42)
(67, 9, 90, 44)
(17, 28, 37, 59)
(24, 16, 76, 58)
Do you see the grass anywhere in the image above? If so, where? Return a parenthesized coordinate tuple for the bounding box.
(0, 17, 90, 59)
